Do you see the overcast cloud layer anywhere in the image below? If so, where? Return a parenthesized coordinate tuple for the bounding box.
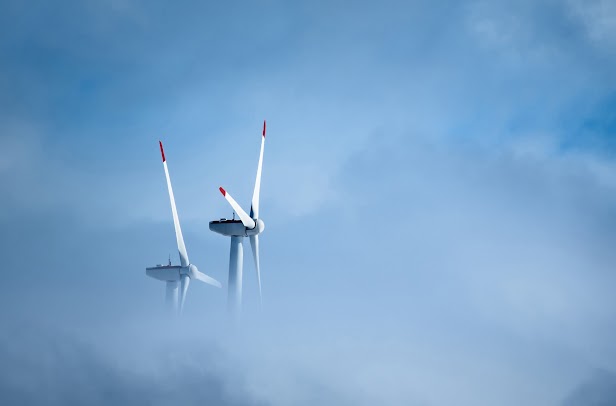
(1, 1, 615, 405)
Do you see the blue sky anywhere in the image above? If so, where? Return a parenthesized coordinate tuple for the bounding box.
(1, 1, 616, 405)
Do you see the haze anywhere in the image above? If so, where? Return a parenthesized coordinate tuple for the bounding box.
(1, 1, 615, 405)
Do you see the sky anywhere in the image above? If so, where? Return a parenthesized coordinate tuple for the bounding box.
(1, 0, 616, 405)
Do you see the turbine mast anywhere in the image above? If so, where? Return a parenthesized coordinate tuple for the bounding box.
(228, 236, 244, 314)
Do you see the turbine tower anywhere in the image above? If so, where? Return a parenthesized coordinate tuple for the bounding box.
(147, 141, 221, 313)
(210, 121, 267, 313)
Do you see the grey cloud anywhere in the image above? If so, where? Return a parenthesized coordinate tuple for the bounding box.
(2, 1, 616, 405)
(0, 322, 266, 406)
(562, 370, 616, 406)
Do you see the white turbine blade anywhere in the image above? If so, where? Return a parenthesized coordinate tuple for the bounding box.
(219, 187, 256, 229)
(250, 120, 266, 219)
(249, 234, 262, 304)
(189, 266, 222, 288)
(179, 274, 190, 313)
(160, 141, 189, 267)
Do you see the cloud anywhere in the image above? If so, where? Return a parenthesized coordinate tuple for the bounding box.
(562, 369, 616, 406)
(0, 321, 267, 406)
(567, 0, 616, 53)
(1, 1, 616, 405)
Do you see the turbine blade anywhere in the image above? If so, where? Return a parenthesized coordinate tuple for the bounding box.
(179, 274, 190, 313)
(249, 234, 262, 305)
(190, 267, 222, 288)
(250, 120, 266, 219)
(160, 141, 189, 267)
(219, 187, 256, 229)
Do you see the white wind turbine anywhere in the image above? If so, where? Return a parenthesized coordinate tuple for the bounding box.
(147, 141, 221, 313)
(210, 121, 267, 313)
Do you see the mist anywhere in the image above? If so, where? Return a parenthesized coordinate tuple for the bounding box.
(1, 0, 616, 405)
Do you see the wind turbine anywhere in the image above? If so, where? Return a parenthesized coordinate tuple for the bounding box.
(146, 141, 221, 313)
(210, 120, 267, 313)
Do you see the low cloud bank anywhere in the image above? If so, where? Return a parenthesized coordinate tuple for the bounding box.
(0, 321, 266, 406)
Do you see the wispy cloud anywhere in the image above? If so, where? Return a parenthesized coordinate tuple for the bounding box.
(1, 0, 616, 405)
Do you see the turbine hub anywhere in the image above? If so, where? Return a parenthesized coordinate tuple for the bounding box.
(256, 219, 265, 233)
(188, 264, 199, 275)
(180, 265, 192, 276)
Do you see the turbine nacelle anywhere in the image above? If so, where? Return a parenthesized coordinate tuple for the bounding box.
(146, 264, 182, 281)
(209, 218, 265, 237)
(147, 264, 208, 279)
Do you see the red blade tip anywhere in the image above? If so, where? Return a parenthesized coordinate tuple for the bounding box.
(159, 141, 166, 162)
(262, 120, 266, 137)
(219, 187, 226, 196)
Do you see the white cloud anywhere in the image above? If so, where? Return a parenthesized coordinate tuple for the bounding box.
(568, 0, 616, 51)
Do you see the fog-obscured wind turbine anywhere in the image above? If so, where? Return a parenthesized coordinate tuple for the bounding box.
(210, 121, 267, 313)
(146, 141, 221, 313)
